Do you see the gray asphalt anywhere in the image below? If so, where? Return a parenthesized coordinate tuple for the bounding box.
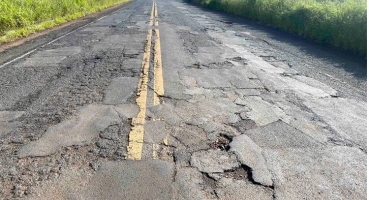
(0, 0, 366, 199)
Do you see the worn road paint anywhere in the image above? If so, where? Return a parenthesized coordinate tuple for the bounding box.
(153, 2, 158, 26)
(154, 2, 159, 26)
(163, 137, 169, 146)
(149, 1, 155, 26)
(152, 1, 167, 148)
(153, 29, 164, 105)
(152, 143, 160, 159)
(127, 29, 152, 160)
(128, 0, 165, 160)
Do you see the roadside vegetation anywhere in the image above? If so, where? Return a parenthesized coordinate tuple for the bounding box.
(187, 0, 367, 56)
(0, 0, 129, 44)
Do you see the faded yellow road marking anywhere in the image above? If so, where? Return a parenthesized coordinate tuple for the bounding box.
(128, 1, 166, 160)
(153, 117, 164, 121)
(127, 29, 152, 160)
(152, 143, 160, 159)
(153, 29, 164, 105)
(152, 1, 168, 149)
(149, 1, 155, 26)
(154, 2, 159, 26)
(163, 137, 169, 146)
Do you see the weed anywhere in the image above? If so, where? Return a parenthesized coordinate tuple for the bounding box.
(0, 0, 129, 44)
(187, 0, 367, 56)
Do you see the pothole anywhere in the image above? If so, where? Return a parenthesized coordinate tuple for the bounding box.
(95, 123, 130, 159)
(186, 61, 234, 69)
(209, 135, 231, 151)
(223, 167, 249, 180)
(157, 145, 175, 162)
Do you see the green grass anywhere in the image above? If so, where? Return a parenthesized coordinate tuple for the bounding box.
(0, 0, 130, 44)
(187, 0, 367, 56)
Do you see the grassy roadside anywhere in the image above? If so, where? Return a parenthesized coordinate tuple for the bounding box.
(187, 0, 367, 56)
(0, 0, 130, 44)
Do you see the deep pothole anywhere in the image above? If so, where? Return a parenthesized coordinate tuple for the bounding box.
(209, 135, 231, 151)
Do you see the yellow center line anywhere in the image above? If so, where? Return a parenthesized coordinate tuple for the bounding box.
(163, 137, 169, 146)
(152, 1, 168, 157)
(127, 0, 166, 160)
(153, 29, 164, 106)
(149, 1, 155, 26)
(154, 2, 159, 26)
(154, 29, 169, 148)
(127, 29, 152, 160)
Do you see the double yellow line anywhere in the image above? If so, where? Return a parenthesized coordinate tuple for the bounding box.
(127, 1, 164, 160)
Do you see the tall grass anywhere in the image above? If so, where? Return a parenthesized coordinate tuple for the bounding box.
(188, 0, 367, 56)
(0, 0, 129, 44)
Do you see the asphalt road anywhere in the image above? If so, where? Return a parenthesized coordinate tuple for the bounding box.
(0, 0, 366, 199)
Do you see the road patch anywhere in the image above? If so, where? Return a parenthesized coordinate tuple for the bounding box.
(103, 77, 138, 105)
(18, 104, 130, 158)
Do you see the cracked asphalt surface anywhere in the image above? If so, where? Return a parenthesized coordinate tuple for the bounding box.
(0, 0, 366, 199)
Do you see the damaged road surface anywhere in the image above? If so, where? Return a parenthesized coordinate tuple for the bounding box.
(0, 0, 366, 199)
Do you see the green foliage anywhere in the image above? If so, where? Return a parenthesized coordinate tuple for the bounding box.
(0, 0, 129, 43)
(187, 0, 367, 55)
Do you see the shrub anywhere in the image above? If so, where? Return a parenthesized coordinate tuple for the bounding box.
(186, 0, 367, 56)
(0, 0, 129, 43)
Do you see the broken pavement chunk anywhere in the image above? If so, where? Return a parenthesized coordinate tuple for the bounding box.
(18, 104, 123, 158)
(242, 96, 283, 126)
(190, 149, 239, 173)
(229, 134, 273, 186)
(216, 177, 273, 200)
(175, 167, 209, 200)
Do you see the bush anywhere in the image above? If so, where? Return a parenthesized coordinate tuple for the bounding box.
(0, 0, 129, 43)
(187, 0, 367, 56)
